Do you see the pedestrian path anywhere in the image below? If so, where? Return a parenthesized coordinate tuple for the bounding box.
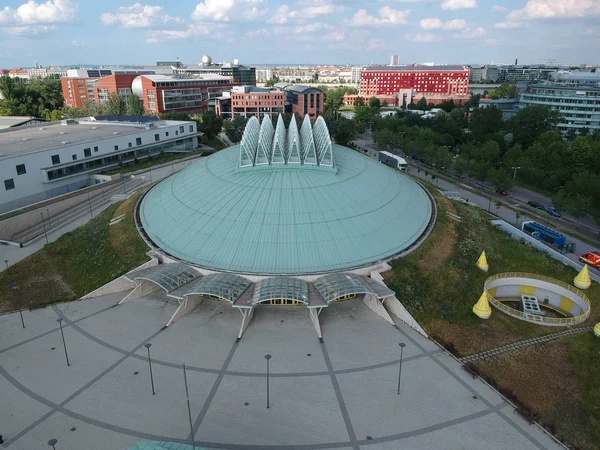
(459, 325, 593, 363)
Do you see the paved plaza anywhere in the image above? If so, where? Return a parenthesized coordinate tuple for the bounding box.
(1, 292, 558, 449)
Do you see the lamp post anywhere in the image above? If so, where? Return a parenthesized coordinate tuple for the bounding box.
(397, 343, 406, 395)
(56, 318, 70, 367)
(264, 354, 272, 409)
(46, 208, 51, 228)
(145, 343, 155, 395)
(47, 438, 58, 449)
(476, 323, 488, 377)
(182, 362, 195, 449)
(511, 166, 520, 195)
(39, 211, 49, 244)
(487, 187, 492, 213)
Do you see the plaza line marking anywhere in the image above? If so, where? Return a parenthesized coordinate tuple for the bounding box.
(393, 322, 552, 450)
(0, 303, 116, 355)
(320, 339, 359, 450)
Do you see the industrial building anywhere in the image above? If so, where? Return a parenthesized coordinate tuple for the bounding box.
(0, 117, 197, 213)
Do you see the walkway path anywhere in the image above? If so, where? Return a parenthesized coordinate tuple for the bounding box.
(459, 326, 593, 364)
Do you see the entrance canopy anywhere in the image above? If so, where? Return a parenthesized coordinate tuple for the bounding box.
(314, 273, 395, 304)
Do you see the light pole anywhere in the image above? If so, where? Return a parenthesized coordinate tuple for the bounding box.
(145, 343, 155, 395)
(264, 354, 272, 409)
(39, 211, 49, 244)
(511, 166, 520, 195)
(46, 208, 51, 228)
(182, 362, 195, 449)
(397, 343, 406, 395)
(47, 438, 58, 449)
(476, 323, 488, 377)
(56, 318, 70, 367)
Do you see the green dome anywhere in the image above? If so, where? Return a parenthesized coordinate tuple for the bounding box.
(139, 144, 432, 275)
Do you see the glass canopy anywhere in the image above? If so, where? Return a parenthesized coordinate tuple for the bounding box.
(126, 263, 199, 293)
(314, 273, 395, 304)
(252, 276, 309, 305)
(181, 273, 251, 303)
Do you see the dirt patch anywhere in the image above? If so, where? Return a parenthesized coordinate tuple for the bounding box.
(417, 196, 458, 274)
(480, 340, 594, 450)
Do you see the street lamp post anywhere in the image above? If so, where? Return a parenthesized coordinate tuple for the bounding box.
(56, 318, 70, 367)
(397, 343, 406, 395)
(182, 362, 195, 449)
(511, 166, 521, 195)
(47, 438, 58, 449)
(264, 354, 272, 409)
(39, 212, 49, 244)
(476, 323, 488, 377)
(145, 343, 155, 395)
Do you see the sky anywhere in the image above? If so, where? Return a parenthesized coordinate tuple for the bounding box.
(0, 0, 599, 67)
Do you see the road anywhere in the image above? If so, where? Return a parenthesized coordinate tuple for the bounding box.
(0, 156, 202, 272)
(352, 135, 599, 270)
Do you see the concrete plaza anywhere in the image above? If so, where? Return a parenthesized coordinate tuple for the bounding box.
(1, 292, 558, 449)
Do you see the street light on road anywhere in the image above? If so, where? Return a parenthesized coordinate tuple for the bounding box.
(56, 318, 70, 367)
(264, 354, 272, 409)
(511, 166, 520, 195)
(145, 343, 155, 395)
(397, 343, 406, 395)
(47, 438, 58, 449)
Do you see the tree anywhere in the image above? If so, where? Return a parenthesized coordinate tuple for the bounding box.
(160, 112, 190, 121)
(196, 111, 223, 140)
(328, 117, 356, 145)
(44, 110, 63, 121)
(415, 97, 428, 110)
(507, 105, 561, 149)
(107, 92, 126, 115)
(373, 129, 398, 152)
(354, 96, 365, 107)
(368, 96, 381, 109)
(265, 77, 279, 87)
(126, 94, 145, 116)
(488, 82, 517, 99)
(223, 116, 246, 143)
(468, 106, 503, 141)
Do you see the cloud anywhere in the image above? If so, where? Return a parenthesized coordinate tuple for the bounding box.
(72, 39, 84, 46)
(441, 0, 477, 10)
(420, 17, 465, 30)
(506, 0, 600, 21)
(192, 0, 235, 21)
(246, 27, 268, 37)
(453, 26, 485, 39)
(100, 3, 183, 28)
(0, 0, 78, 34)
(348, 6, 410, 27)
(405, 31, 439, 42)
(368, 38, 386, 49)
(146, 24, 210, 42)
(267, 5, 297, 24)
(324, 31, 344, 41)
(491, 5, 507, 13)
(494, 21, 526, 29)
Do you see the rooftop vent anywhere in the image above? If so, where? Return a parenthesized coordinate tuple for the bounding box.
(112, 131, 120, 135)
(61, 119, 77, 126)
(59, 131, 66, 135)
(38, 127, 45, 131)
(22, 138, 29, 141)
(61, 141, 70, 144)
(91, 127, 97, 130)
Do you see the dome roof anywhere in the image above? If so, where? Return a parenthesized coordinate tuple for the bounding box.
(140, 143, 432, 275)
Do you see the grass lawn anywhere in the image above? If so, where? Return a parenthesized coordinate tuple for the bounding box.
(199, 135, 226, 150)
(102, 150, 204, 176)
(383, 185, 600, 448)
(0, 189, 150, 313)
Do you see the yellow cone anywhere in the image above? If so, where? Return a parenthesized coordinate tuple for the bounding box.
(472, 292, 492, 319)
(574, 265, 591, 290)
(594, 322, 600, 337)
(476, 251, 489, 272)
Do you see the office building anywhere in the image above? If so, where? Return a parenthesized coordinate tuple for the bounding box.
(274, 83, 324, 118)
(256, 68, 274, 83)
(174, 56, 256, 86)
(0, 117, 197, 213)
(351, 67, 363, 84)
(497, 65, 559, 83)
(390, 55, 399, 66)
(548, 71, 600, 87)
(226, 86, 285, 120)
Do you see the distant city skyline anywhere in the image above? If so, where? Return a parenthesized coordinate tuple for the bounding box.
(0, 0, 599, 68)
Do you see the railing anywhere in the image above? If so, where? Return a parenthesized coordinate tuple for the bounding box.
(484, 272, 591, 326)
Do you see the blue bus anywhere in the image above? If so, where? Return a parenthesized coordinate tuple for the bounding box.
(521, 221, 566, 249)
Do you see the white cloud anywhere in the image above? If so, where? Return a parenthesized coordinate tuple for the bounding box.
(324, 31, 344, 41)
(368, 38, 386, 49)
(494, 21, 526, 29)
(441, 0, 476, 10)
(146, 24, 210, 42)
(453, 26, 485, 38)
(192, 0, 235, 21)
(420, 17, 465, 30)
(348, 6, 410, 27)
(0, 0, 78, 31)
(506, 0, 600, 21)
(491, 5, 507, 13)
(3, 24, 57, 35)
(246, 27, 268, 37)
(100, 3, 183, 28)
(405, 32, 439, 42)
(267, 5, 297, 24)
(72, 39, 84, 46)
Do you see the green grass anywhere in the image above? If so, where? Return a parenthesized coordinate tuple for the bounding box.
(338, 105, 355, 111)
(0, 190, 150, 313)
(199, 135, 226, 150)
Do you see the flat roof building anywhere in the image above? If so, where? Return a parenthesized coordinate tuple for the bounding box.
(0, 117, 197, 213)
(274, 83, 324, 118)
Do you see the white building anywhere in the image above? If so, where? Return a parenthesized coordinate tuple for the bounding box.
(390, 55, 399, 66)
(0, 118, 197, 213)
(256, 68, 273, 83)
(351, 67, 363, 84)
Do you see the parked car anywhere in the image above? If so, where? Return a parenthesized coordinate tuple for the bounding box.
(495, 188, 509, 196)
(545, 206, 561, 218)
(527, 200, 545, 210)
(579, 251, 600, 268)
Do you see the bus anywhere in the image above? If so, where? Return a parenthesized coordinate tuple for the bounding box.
(379, 151, 407, 171)
(521, 221, 566, 249)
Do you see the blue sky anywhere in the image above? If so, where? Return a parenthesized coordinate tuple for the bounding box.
(0, 0, 599, 67)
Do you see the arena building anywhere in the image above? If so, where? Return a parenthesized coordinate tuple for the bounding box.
(104, 116, 434, 338)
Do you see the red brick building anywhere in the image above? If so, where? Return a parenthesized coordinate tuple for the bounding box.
(131, 74, 236, 114)
(359, 65, 470, 105)
(61, 77, 95, 108)
(94, 74, 140, 103)
(273, 83, 324, 118)
(226, 86, 285, 120)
